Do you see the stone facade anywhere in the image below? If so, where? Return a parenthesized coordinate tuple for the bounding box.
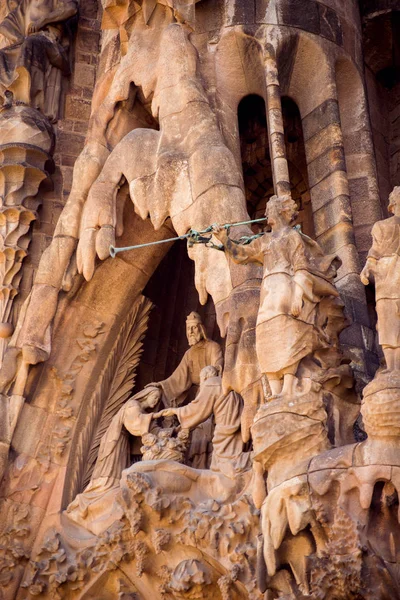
(0, 1, 400, 599)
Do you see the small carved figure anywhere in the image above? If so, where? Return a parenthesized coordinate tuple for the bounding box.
(0, 0, 78, 121)
(361, 186, 400, 372)
(155, 365, 251, 477)
(212, 195, 340, 396)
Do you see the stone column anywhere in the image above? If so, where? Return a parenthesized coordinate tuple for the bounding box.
(265, 47, 291, 197)
(302, 96, 377, 381)
(0, 104, 54, 478)
(0, 105, 54, 354)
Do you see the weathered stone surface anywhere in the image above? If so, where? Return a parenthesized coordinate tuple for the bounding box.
(303, 99, 341, 141)
(0, 1, 398, 599)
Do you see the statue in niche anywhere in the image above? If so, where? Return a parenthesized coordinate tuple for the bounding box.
(147, 311, 223, 469)
(0, 0, 78, 121)
(155, 365, 251, 477)
(361, 186, 400, 372)
(212, 195, 341, 397)
(65, 386, 162, 534)
(148, 311, 223, 405)
(66, 365, 250, 535)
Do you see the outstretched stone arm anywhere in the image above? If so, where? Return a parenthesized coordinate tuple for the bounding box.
(157, 353, 193, 406)
(155, 380, 218, 429)
(211, 225, 264, 266)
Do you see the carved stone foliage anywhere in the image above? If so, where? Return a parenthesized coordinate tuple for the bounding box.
(141, 428, 189, 462)
(67, 295, 153, 501)
(19, 460, 261, 599)
(162, 559, 212, 599)
(0, 503, 31, 592)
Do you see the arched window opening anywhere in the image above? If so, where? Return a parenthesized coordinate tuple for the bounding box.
(363, 10, 400, 213)
(238, 95, 272, 233)
(238, 94, 313, 237)
(282, 97, 314, 238)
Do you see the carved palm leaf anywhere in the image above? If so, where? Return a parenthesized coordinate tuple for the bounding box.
(77, 295, 153, 493)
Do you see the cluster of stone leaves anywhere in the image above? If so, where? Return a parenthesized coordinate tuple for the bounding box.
(12, 470, 262, 599)
(20, 521, 140, 598)
(0, 504, 31, 589)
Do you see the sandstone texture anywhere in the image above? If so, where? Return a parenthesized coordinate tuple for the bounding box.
(0, 1, 399, 599)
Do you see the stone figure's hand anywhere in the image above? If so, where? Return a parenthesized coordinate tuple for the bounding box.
(211, 224, 228, 244)
(291, 284, 304, 317)
(291, 298, 302, 318)
(153, 408, 176, 418)
(360, 264, 372, 286)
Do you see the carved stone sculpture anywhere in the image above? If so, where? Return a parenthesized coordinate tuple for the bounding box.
(149, 311, 223, 406)
(147, 311, 223, 469)
(0, 0, 78, 121)
(1, 1, 399, 599)
(0, 102, 55, 477)
(0, 3, 262, 431)
(0, 103, 54, 351)
(213, 195, 342, 397)
(65, 386, 161, 535)
(156, 365, 251, 477)
(140, 428, 189, 462)
(361, 186, 400, 372)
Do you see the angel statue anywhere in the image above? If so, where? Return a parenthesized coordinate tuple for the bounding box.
(361, 186, 400, 372)
(212, 195, 341, 397)
(65, 386, 161, 535)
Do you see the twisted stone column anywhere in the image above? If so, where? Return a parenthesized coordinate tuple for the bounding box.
(0, 104, 54, 478)
(0, 105, 54, 353)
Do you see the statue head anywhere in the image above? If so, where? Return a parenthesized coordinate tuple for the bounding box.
(265, 194, 298, 228)
(200, 365, 218, 385)
(388, 187, 400, 217)
(134, 387, 161, 409)
(186, 312, 207, 346)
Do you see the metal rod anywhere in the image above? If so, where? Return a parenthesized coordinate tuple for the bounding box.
(110, 234, 188, 257)
(109, 216, 268, 257)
